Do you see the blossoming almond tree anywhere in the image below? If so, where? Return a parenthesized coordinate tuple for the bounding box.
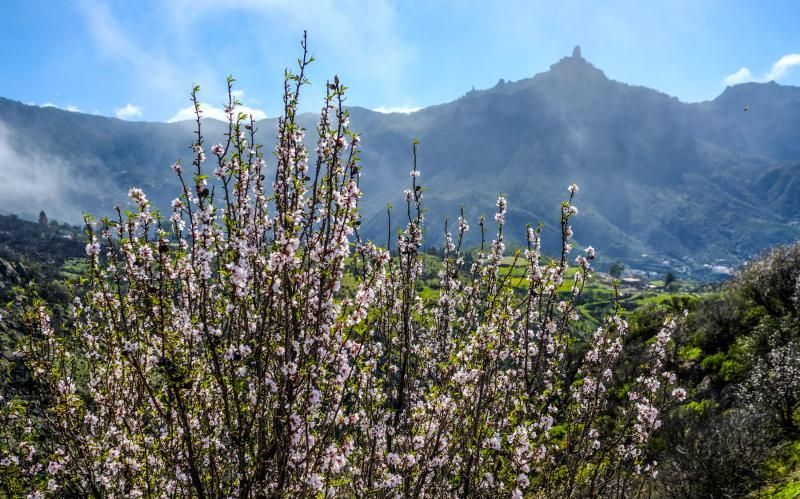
(5, 36, 683, 497)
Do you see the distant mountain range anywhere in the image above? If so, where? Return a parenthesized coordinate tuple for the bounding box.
(1, 46, 799, 274)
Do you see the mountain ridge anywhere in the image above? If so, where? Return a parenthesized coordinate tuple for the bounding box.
(1, 49, 799, 275)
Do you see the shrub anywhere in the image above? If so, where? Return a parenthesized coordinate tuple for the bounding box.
(656, 405, 771, 498)
(740, 339, 800, 435)
(737, 243, 800, 317)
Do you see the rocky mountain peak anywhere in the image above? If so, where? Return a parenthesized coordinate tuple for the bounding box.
(546, 45, 607, 81)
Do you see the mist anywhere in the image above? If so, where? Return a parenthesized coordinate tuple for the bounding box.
(0, 121, 114, 223)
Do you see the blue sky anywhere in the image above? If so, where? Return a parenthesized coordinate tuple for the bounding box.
(2, 0, 799, 122)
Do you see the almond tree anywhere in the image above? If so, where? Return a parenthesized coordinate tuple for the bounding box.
(4, 35, 682, 498)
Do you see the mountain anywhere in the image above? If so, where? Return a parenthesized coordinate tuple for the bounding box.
(351, 49, 800, 270)
(1, 46, 799, 274)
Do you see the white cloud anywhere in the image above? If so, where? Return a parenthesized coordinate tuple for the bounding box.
(37, 102, 81, 112)
(765, 53, 800, 80)
(723, 67, 755, 86)
(723, 53, 800, 86)
(115, 103, 144, 119)
(372, 105, 421, 114)
(167, 102, 267, 123)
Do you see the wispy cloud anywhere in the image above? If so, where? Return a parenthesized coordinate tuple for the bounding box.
(167, 102, 267, 123)
(74, 0, 410, 120)
(169, 0, 410, 97)
(724, 53, 800, 85)
(115, 103, 144, 119)
(372, 105, 421, 114)
(76, 0, 184, 96)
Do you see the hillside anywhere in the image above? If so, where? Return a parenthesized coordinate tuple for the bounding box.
(1, 47, 799, 273)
